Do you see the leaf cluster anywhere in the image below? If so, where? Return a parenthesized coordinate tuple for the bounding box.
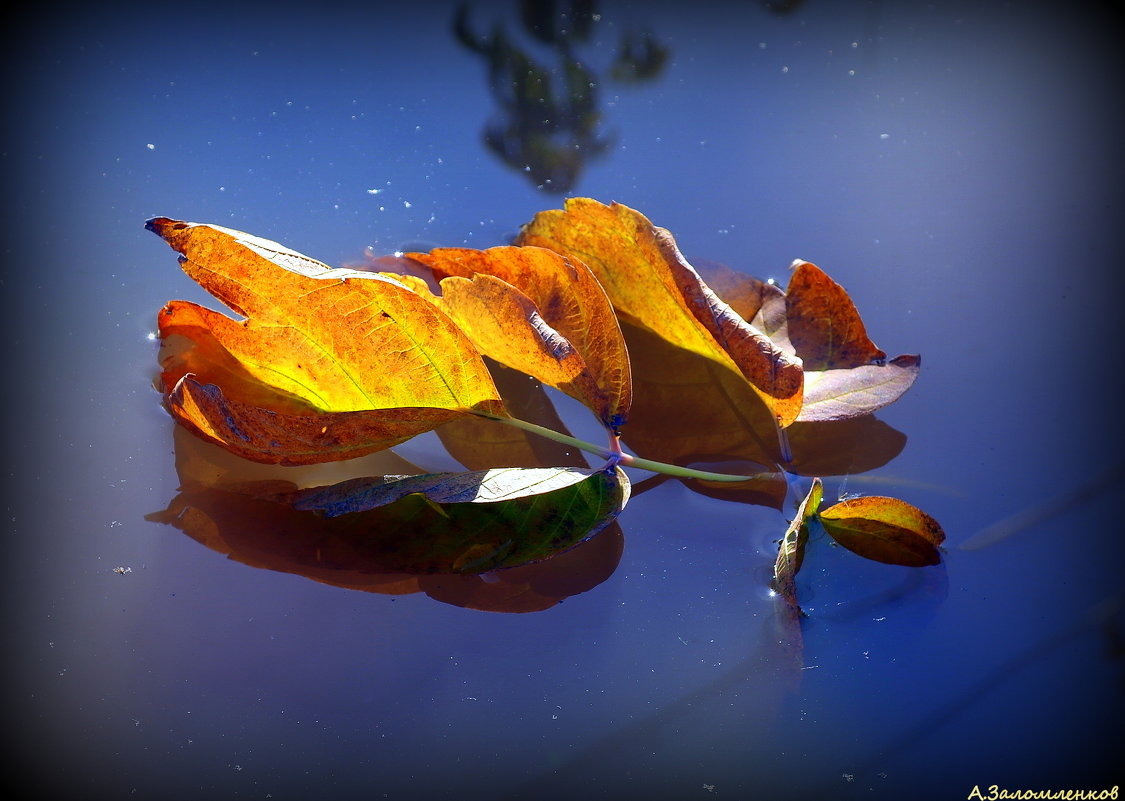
(146, 198, 943, 613)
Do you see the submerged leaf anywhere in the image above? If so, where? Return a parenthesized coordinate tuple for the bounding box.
(772, 478, 824, 615)
(147, 218, 505, 462)
(517, 198, 804, 426)
(411, 246, 631, 429)
(818, 495, 945, 566)
(152, 425, 625, 612)
(156, 463, 630, 575)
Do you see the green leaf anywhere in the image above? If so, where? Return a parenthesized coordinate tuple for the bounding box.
(772, 477, 824, 615)
(818, 494, 945, 566)
(192, 464, 633, 575)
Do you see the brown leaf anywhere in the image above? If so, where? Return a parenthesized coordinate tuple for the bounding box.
(411, 245, 631, 430)
(818, 495, 945, 566)
(695, 259, 793, 356)
(785, 260, 886, 371)
(517, 198, 804, 426)
(796, 354, 921, 423)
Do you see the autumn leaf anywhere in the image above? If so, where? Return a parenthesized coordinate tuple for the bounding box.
(409, 245, 631, 430)
(167, 377, 478, 465)
(698, 259, 918, 423)
(796, 354, 921, 423)
(435, 360, 589, 470)
(778, 261, 919, 423)
(772, 478, 824, 615)
(618, 321, 904, 491)
(147, 218, 506, 464)
(818, 495, 945, 566)
(785, 260, 886, 370)
(517, 198, 804, 427)
(695, 258, 792, 355)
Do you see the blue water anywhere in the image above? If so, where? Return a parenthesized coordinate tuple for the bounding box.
(5, 1, 1122, 799)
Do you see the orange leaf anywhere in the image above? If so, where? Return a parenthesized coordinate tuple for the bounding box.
(517, 198, 804, 427)
(818, 495, 945, 566)
(168, 377, 470, 465)
(785, 260, 886, 370)
(147, 218, 505, 462)
(411, 246, 631, 430)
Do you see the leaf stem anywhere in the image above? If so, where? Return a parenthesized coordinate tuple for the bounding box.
(474, 412, 775, 484)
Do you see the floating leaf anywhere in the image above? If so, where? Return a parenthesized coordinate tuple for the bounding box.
(695, 259, 792, 355)
(167, 377, 474, 466)
(153, 463, 628, 575)
(147, 218, 505, 463)
(772, 478, 824, 615)
(818, 495, 945, 566)
(796, 354, 921, 423)
(619, 321, 903, 493)
(517, 198, 804, 426)
(411, 246, 631, 429)
(785, 260, 885, 371)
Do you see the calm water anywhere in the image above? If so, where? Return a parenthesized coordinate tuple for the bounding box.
(5, 1, 1123, 799)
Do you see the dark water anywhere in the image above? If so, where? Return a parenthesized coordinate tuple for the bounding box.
(5, 1, 1123, 799)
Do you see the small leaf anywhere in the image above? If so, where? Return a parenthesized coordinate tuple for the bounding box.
(772, 478, 824, 615)
(411, 246, 631, 430)
(147, 218, 505, 462)
(517, 198, 804, 426)
(785, 260, 885, 370)
(796, 354, 921, 423)
(818, 495, 945, 566)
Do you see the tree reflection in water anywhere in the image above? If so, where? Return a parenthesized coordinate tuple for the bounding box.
(454, 0, 668, 192)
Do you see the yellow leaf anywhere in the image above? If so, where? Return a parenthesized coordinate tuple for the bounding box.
(168, 377, 472, 466)
(411, 246, 631, 430)
(818, 495, 945, 566)
(517, 198, 804, 426)
(147, 218, 505, 463)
